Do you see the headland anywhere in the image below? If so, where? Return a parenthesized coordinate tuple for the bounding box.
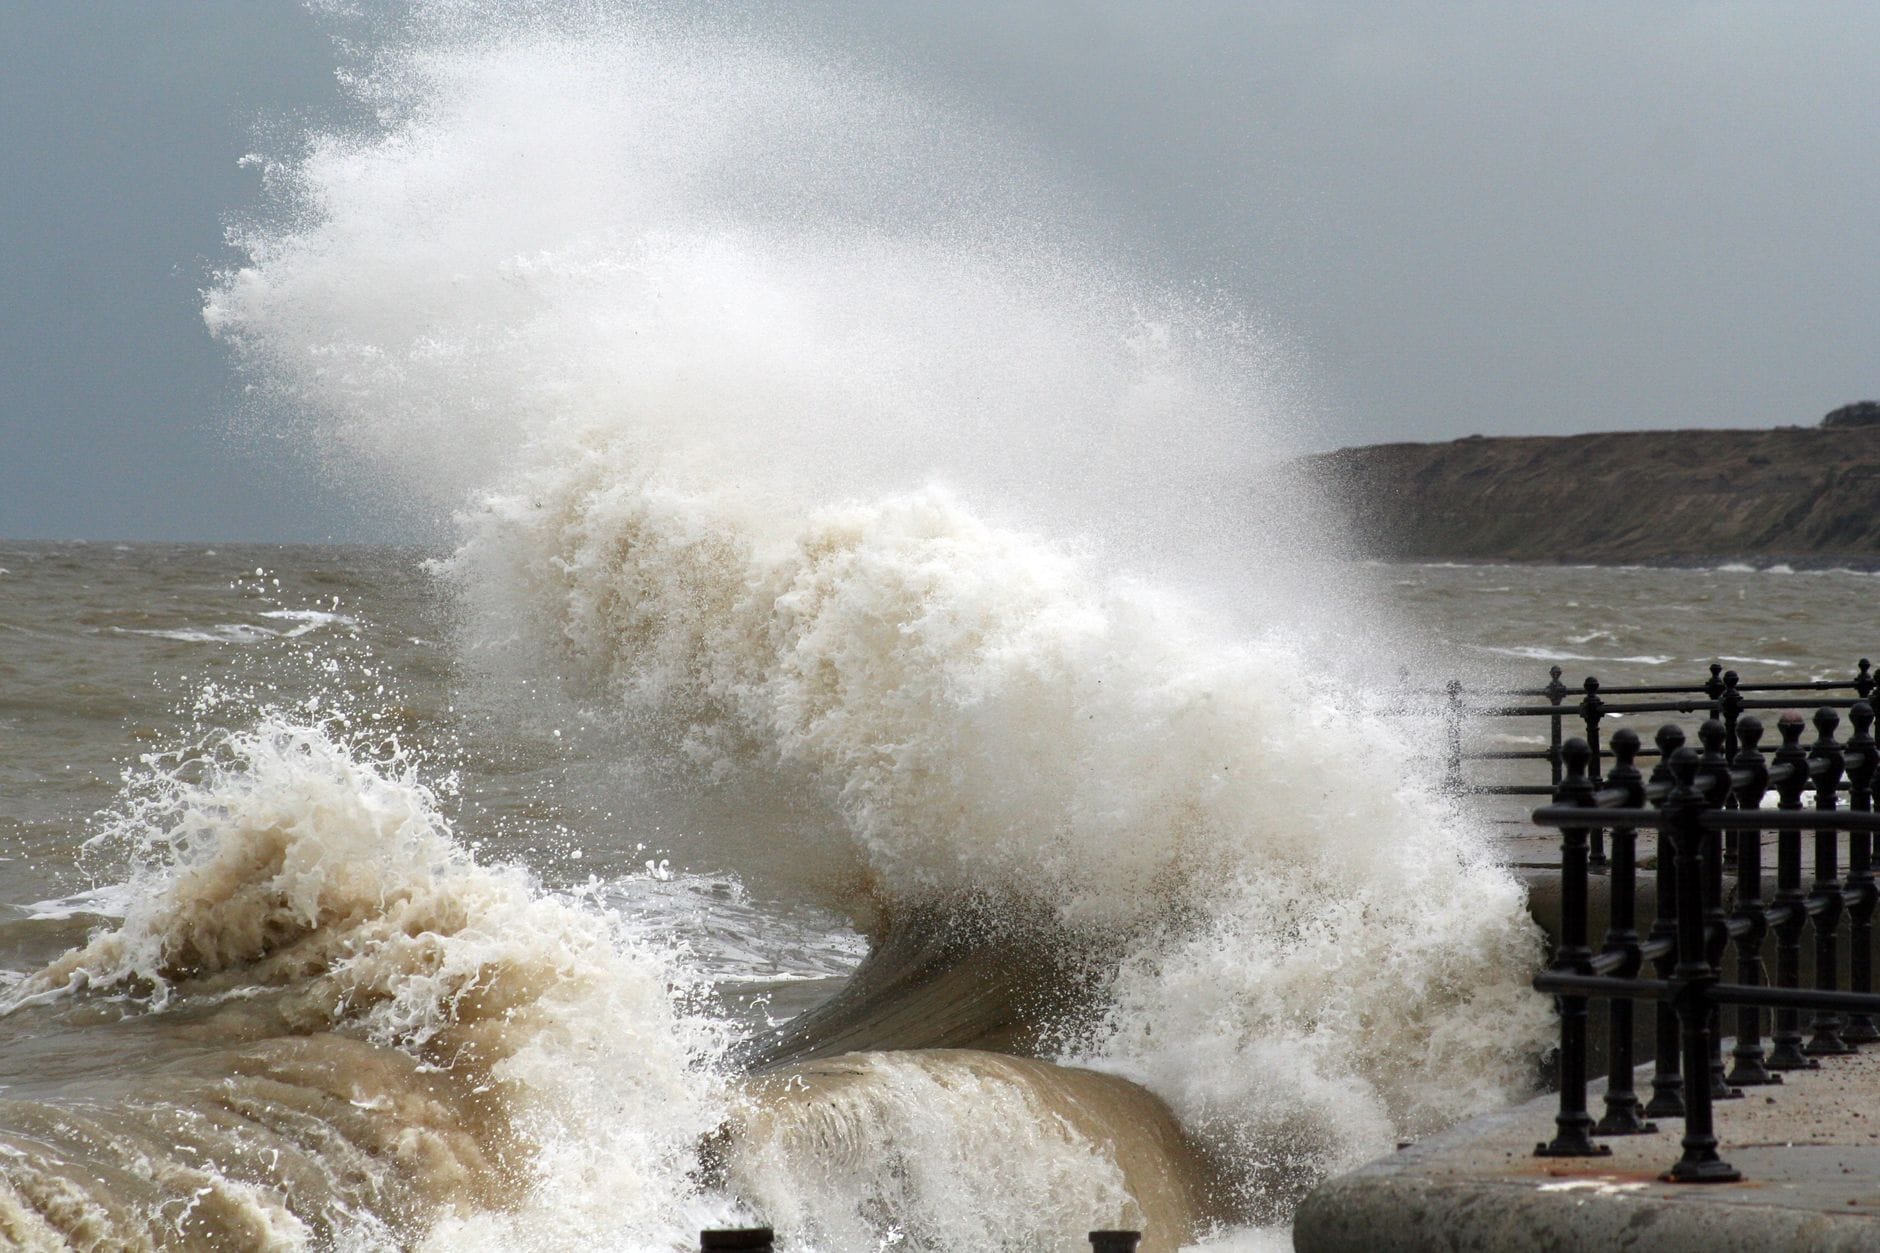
(1305, 423, 1880, 568)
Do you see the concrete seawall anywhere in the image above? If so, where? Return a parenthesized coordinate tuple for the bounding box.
(1294, 1050, 1880, 1251)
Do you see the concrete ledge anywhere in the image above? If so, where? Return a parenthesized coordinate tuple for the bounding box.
(1295, 1052, 1880, 1252)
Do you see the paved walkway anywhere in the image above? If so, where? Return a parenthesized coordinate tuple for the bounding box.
(1295, 1050, 1880, 1251)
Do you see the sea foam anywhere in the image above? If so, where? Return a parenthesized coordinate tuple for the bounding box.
(200, 4, 1550, 1239)
(5, 720, 737, 1248)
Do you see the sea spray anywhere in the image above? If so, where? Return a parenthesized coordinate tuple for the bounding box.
(3, 720, 737, 1248)
(204, 4, 1344, 621)
(724, 1052, 1178, 1250)
(444, 444, 1550, 1226)
(1075, 863, 1543, 1223)
(199, 3, 1553, 1237)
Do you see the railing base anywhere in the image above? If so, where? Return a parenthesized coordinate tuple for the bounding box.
(1643, 1089, 1685, 1119)
(1724, 1062, 1782, 1087)
(1842, 1016, 1880, 1043)
(1662, 1156, 1742, 1184)
(1534, 1138, 1611, 1159)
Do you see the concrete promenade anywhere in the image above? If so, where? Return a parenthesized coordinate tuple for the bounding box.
(1294, 1050, 1880, 1251)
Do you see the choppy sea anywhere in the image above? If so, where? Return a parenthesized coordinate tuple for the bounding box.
(2, 542, 1868, 1249)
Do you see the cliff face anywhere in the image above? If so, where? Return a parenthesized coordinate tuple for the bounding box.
(1304, 427, 1880, 566)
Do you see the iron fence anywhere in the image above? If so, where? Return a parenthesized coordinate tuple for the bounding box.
(1426, 659, 1877, 868)
(697, 664, 1880, 1222)
(1446, 659, 1874, 789)
(1423, 659, 1870, 788)
(1530, 707, 1880, 1181)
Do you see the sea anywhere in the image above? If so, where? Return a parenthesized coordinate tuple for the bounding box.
(5, 545, 1872, 1251)
(6, 6, 1878, 1249)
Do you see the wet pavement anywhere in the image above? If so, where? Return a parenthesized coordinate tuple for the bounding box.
(1295, 1049, 1880, 1251)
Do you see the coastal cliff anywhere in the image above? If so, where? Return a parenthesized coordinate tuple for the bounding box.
(1304, 426, 1880, 567)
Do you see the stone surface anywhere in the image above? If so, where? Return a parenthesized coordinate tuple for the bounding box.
(1295, 1050, 1880, 1251)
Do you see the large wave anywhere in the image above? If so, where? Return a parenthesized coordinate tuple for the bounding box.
(1, 721, 735, 1249)
(439, 449, 1547, 1227)
(183, 3, 1551, 1244)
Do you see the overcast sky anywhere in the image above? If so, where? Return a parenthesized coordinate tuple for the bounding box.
(3, 1, 1876, 542)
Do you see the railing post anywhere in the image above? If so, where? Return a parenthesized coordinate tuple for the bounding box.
(1702, 663, 1728, 867)
(1695, 720, 1743, 1101)
(1089, 1234, 1143, 1253)
(1662, 746, 1740, 1183)
(1546, 665, 1569, 787)
(1443, 679, 1466, 795)
(1699, 663, 1728, 864)
(701, 1229, 774, 1252)
(1535, 737, 1611, 1159)
(1806, 707, 1854, 1056)
(1581, 677, 1608, 867)
(1767, 712, 1818, 1072)
(1594, 727, 1655, 1135)
(1726, 716, 1779, 1086)
(1722, 670, 1746, 874)
(1857, 657, 1875, 704)
(1644, 723, 1688, 1118)
(1720, 670, 1745, 761)
(1845, 700, 1879, 1043)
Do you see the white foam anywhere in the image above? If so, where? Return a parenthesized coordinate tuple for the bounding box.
(199, 3, 1550, 1235)
(435, 450, 1552, 1223)
(1474, 644, 1674, 665)
(726, 1052, 1141, 1248)
(22, 883, 134, 921)
(114, 624, 279, 643)
(259, 608, 360, 635)
(8, 721, 739, 1248)
(597, 872, 865, 986)
(112, 610, 355, 645)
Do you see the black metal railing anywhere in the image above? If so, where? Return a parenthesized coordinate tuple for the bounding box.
(699, 1229, 1141, 1250)
(1415, 659, 1878, 869)
(1530, 706, 1880, 1181)
(1445, 659, 1876, 795)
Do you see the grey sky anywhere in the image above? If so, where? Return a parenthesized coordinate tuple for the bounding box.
(2, 1, 349, 541)
(3, 2, 1877, 541)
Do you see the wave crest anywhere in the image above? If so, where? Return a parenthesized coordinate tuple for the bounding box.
(4, 721, 733, 1248)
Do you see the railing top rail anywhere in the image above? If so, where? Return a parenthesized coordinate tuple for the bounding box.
(1580, 679, 1860, 695)
(1418, 659, 1874, 708)
(1531, 805, 1880, 832)
(1476, 695, 1872, 718)
(1532, 704, 1877, 817)
(1605, 696, 1863, 715)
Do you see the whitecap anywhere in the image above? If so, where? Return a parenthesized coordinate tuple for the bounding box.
(23, 883, 134, 921)
(112, 610, 356, 645)
(258, 608, 360, 636)
(1472, 644, 1674, 665)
